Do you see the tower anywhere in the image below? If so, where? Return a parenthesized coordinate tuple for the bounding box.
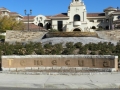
(68, 0, 87, 22)
(72, 0, 82, 3)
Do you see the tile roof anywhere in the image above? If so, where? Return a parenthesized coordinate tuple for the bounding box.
(9, 12, 18, 14)
(23, 23, 41, 30)
(50, 13, 105, 18)
(23, 16, 35, 19)
(0, 7, 10, 12)
(0, 7, 7, 10)
(46, 16, 51, 19)
(22, 19, 34, 22)
(104, 7, 117, 11)
(23, 23, 48, 31)
(87, 13, 105, 17)
(113, 19, 120, 23)
(9, 12, 23, 17)
(112, 10, 120, 14)
(52, 13, 68, 17)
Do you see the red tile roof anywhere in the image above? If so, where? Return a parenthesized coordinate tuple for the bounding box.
(52, 13, 68, 17)
(113, 19, 120, 23)
(9, 12, 18, 14)
(46, 16, 51, 19)
(87, 13, 105, 17)
(104, 7, 117, 11)
(50, 13, 105, 18)
(23, 23, 43, 30)
(0, 7, 7, 10)
(23, 16, 35, 19)
(112, 10, 120, 14)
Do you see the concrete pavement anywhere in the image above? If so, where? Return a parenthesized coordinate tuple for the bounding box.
(0, 87, 120, 90)
(0, 73, 120, 89)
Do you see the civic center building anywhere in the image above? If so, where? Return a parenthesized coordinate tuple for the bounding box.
(0, 0, 120, 32)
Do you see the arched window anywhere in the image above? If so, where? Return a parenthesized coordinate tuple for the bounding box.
(74, 14, 80, 21)
(91, 26, 96, 29)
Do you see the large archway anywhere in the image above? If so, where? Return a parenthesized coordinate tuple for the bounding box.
(73, 28, 81, 31)
(91, 26, 96, 29)
(74, 14, 80, 21)
(38, 23, 43, 27)
(106, 26, 109, 30)
(46, 23, 51, 30)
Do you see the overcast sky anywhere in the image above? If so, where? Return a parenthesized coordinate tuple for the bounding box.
(0, 0, 120, 16)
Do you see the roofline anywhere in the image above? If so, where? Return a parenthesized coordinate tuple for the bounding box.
(111, 13, 120, 15)
(104, 9, 117, 12)
(87, 16, 106, 18)
(0, 10, 10, 12)
(50, 17, 69, 19)
(45, 19, 51, 20)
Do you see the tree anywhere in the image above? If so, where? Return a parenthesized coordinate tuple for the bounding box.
(0, 16, 24, 32)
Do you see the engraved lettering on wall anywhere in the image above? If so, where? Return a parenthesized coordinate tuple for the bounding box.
(103, 60, 110, 67)
(20, 60, 26, 66)
(92, 59, 96, 66)
(78, 60, 84, 66)
(65, 60, 70, 65)
(34, 60, 43, 66)
(52, 60, 57, 65)
(7, 59, 14, 66)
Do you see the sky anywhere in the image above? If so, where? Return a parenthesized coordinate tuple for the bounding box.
(0, 0, 120, 16)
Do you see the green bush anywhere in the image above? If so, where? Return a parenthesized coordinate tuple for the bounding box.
(0, 41, 119, 61)
(74, 42, 82, 48)
(0, 35, 5, 39)
(49, 29, 58, 32)
(66, 42, 74, 48)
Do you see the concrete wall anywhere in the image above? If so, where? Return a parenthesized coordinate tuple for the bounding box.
(2, 55, 118, 72)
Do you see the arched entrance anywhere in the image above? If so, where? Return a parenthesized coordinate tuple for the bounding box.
(106, 26, 109, 30)
(73, 28, 81, 31)
(91, 26, 96, 29)
(74, 14, 80, 21)
(38, 23, 43, 27)
(46, 23, 51, 30)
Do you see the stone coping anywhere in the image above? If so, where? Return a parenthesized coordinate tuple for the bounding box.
(2, 55, 118, 59)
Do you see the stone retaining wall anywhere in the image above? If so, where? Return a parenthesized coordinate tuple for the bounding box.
(2, 55, 118, 72)
(5, 30, 47, 43)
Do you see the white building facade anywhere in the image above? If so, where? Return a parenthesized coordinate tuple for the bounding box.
(1, 0, 120, 32)
(31, 0, 120, 32)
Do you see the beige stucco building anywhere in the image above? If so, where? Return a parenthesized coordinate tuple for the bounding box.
(1, 0, 120, 31)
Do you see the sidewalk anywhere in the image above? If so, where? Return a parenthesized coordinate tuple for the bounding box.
(0, 72, 120, 89)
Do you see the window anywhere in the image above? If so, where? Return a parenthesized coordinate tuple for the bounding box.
(90, 20, 94, 22)
(118, 16, 120, 19)
(57, 21, 63, 31)
(2, 11, 5, 14)
(74, 14, 80, 21)
(97, 20, 103, 23)
(106, 19, 109, 22)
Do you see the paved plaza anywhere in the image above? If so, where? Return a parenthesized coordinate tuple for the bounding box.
(0, 72, 120, 89)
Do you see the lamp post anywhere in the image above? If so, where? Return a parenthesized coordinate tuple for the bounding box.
(39, 20, 40, 31)
(24, 9, 32, 31)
